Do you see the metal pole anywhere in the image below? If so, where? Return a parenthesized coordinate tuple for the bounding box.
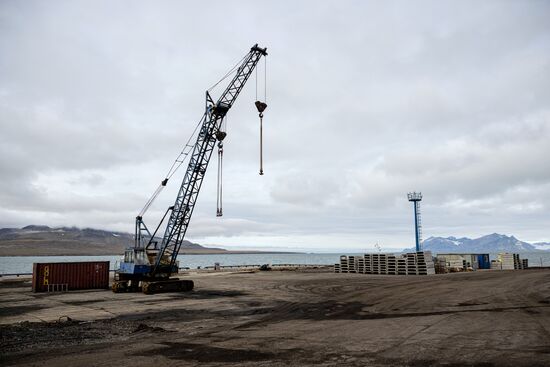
(414, 201, 420, 252)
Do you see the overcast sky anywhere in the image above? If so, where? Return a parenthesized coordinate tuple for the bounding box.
(1, 1, 549, 251)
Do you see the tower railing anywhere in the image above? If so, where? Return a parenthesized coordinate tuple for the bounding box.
(407, 192, 423, 252)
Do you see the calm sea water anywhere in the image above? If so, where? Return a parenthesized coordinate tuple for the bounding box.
(1, 251, 549, 275)
(0, 253, 341, 275)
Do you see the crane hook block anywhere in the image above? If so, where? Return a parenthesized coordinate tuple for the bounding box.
(216, 131, 227, 141)
(255, 101, 267, 115)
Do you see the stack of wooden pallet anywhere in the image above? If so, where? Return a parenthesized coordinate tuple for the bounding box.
(416, 251, 435, 275)
(487, 253, 527, 271)
(335, 251, 435, 276)
(498, 253, 516, 270)
(339, 255, 349, 273)
(406, 253, 417, 275)
(379, 254, 387, 274)
(434, 257, 447, 274)
(348, 255, 357, 273)
(513, 254, 523, 270)
(387, 255, 397, 275)
(397, 258, 407, 275)
(372, 254, 380, 274)
(364, 254, 372, 274)
(357, 256, 365, 274)
(437, 254, 465, 271)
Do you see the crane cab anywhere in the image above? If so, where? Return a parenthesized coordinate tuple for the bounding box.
(118, 248, 151, 275)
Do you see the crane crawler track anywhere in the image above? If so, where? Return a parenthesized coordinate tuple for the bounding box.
(142, 279, 194, 295)
(111, 279, 194, 294)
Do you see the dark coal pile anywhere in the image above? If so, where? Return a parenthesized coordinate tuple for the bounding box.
(1, 318, 136, 354)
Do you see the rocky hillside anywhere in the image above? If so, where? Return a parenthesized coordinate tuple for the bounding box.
(409, 233, 549, 253)
(0, 225, 226, 256)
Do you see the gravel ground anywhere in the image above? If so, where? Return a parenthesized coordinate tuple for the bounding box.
(1, 269, 550, 366)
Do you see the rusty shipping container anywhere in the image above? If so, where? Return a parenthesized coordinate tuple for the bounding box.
(32, 261, 110, 292)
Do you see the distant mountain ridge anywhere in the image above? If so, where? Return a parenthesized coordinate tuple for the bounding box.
(408, 233, 550, 253)
(0, 225, 225, 256)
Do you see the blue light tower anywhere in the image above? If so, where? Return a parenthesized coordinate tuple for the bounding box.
(407, 192, 423, 252)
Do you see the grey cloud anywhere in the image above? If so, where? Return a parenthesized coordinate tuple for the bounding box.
(1, 0, 549, 250)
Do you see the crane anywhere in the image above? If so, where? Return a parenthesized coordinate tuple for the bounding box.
(113, 44, 268, 294)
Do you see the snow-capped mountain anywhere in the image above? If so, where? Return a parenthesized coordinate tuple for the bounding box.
(407, 233, 546, 253)
(533, 242, 550, 251)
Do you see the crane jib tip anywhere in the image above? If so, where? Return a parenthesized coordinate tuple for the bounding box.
(251, 44, 268, 56)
